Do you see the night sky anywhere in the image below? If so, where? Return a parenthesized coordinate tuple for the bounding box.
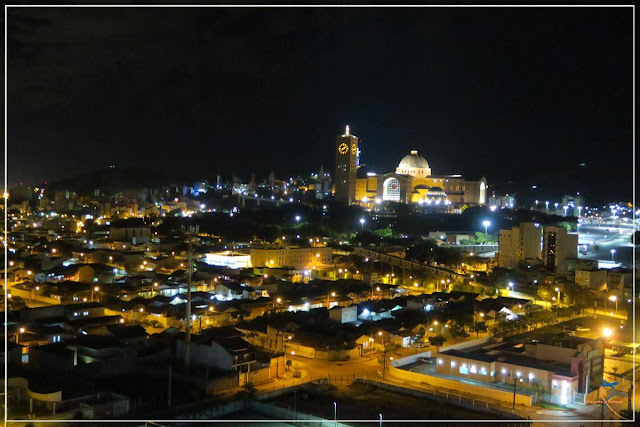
(7, 7, 633, 202)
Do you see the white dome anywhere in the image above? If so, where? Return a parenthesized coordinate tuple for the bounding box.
(398, 150, 429, 170)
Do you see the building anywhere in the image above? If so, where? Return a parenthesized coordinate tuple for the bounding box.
(109, 219, 151, 244)
(498, 223, 542, 269)
(435, 336, 604, 405)
(353, 149, 487, 206)
(204, 251, 252, 269)
(543, 226, 578, 273)
(575, 269, 608, 291)
(334, 126, 360, 204)
(489, 194, 516, 209)
(249, 246, 332, 271)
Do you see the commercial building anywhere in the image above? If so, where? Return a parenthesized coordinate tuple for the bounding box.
(543, 226, 578, 273)
(204, 251, 252, 269)
(249, 246, 332, 271)
(497, 222, 542, 269)
(435, 335, 604, 405)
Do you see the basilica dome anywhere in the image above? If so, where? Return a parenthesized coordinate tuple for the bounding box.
(398, 150, 429, 169)
(396, 150, 431, 178)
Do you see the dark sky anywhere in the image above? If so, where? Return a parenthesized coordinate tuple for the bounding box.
(7, 7, 634, 202)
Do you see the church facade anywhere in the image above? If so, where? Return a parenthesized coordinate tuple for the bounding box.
(334, 127, 487, 207)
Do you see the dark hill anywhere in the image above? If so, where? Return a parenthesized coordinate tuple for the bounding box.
(42, 167, 196, 195)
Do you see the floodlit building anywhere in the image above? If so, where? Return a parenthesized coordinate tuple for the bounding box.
(204, 251, 252, 269)
(497, 222, 542, 269)
(250, 246, 332, 270)
(435, 336, 604, 405)
(354, 150, 487, 206)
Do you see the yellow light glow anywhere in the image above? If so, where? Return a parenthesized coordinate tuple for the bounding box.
(603, 328, 612, 338)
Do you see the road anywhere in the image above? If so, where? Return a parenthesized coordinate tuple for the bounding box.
(577, 218, 636, 268)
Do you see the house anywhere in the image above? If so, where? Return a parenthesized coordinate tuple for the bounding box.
(329, 305, 358, 324)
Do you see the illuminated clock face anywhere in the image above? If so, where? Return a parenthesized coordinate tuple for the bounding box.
(338, 143, 349, 155)
(351, 143, 357, 155)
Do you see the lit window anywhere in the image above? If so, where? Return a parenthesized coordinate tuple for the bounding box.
(459, 364, 469, 375)
(479, 367, 487, 375)
(470, 365, 477, 374)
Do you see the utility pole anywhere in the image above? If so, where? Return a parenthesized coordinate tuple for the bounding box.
(184, 224, 198, 372)
(167, 364, 172, 406)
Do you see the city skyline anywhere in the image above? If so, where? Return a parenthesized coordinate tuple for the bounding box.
(7, 7, 633, 203)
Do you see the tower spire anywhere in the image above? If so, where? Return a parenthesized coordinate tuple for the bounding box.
(345, 125, 350, 136)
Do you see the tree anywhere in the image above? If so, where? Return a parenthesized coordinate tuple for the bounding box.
(449, 322, 469, 340)
(410, 327, 426, 353)
(285, 359, 292, 372)
(428, 334, 447, 353)
(470, 321, 487, 338)
(378, 343, 400, 377)
(236, 382, 258, 401)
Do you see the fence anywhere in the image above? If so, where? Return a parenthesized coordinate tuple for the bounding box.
(251, 401, 351, 427)
(355, 377, 525, 420)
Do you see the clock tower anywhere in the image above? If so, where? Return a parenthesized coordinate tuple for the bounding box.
(335, 125, 360, 204)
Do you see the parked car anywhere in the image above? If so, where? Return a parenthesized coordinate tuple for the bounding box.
(418, 356, 435, 364)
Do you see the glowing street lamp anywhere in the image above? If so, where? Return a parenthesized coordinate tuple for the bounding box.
(577, 206, 583, 217)
(295, 215, 301, 225)
(562, 206, 568, 216)
(603, 328, 612, 338)
(545, 201, 549, 210)
(360, 218, 365, 230)
(482, 220, 491, 235)
(555, 287, 560, 304)
(610, 249, 616, 262)
(609, 295, 618, 312)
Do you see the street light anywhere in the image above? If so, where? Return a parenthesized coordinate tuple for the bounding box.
(603, 328, 612, 338)
(513, 371, 522, 409)
(555, 287, 560, 305)
(482, 220, 490, 236)
(577, 206, 583, 217)
(379, 413, 383, 427)
(609, 295, 618, 312)
(610, 249, 616, 262)
(563, 206, 568, 216)
(334, 402, 337, 427)
(295, 215, 301, 225)
(360, 218, 365, 230)
(545, 201, 549, 210)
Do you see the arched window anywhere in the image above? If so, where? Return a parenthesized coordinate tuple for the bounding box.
(383, 178, 401, 202)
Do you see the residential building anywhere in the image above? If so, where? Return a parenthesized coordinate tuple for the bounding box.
(543, 226, 578, 273)
(498, 222, 542, 269)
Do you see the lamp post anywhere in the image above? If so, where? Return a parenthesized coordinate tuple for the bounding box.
(545, 201, 549, 211)
(295, 215, 301, 225)
(379, 413, 383, 427)
(609, 295, 618, 312)
(555, 287, 560, 306)
(563, 206, 568, 216)
(333, 401, 337, 427)
(610, 249, 616, 262)
(513, 372, 522, 410)
(482, 220, 490, 236)
(92, 286, 99, 302)
(360, 218, 365, 231)
(577, 206, 583, 217)
(554, 202, 559, 212)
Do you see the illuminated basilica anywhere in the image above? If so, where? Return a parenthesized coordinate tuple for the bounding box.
(335, 127, 487, 206)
